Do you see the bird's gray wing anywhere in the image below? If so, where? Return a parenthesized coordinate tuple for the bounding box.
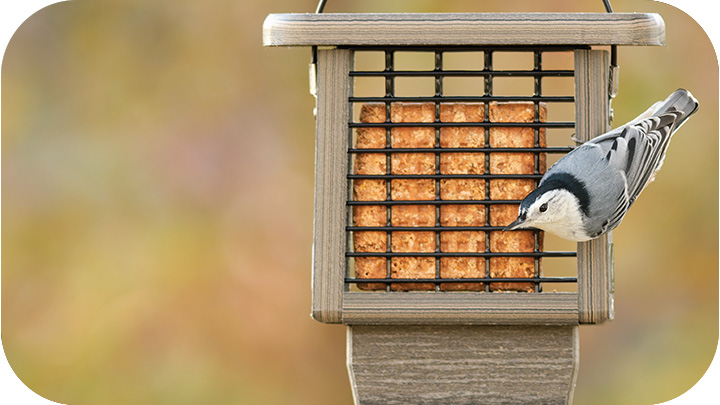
(577, 110, 681, 233)
(569, 89, 697, 235)
(606, 111, 682, 206)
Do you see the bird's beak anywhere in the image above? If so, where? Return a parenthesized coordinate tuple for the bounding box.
(503, 217, 528, 231)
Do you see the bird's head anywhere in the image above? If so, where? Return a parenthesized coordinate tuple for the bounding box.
(504, 186, 587, 241)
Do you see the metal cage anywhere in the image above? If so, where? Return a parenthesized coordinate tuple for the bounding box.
(263, 11, 664, 326)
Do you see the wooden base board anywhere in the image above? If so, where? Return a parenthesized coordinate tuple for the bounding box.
(347, 325, 578, 404)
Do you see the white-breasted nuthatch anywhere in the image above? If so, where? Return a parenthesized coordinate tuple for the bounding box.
(504, 89, 699, 241)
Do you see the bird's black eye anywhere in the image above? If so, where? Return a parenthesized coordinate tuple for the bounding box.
(539, 203, 548, 213)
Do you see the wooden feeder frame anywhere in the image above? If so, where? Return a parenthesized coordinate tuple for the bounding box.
(264, 8, 664, 404)
(264, 11, 663, 327)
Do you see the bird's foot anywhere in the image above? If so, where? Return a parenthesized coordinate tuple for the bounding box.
(570, 134, 586, 148)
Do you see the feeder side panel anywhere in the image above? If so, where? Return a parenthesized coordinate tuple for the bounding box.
(311, 48, 351, 324)
(574, 49, 615, 325)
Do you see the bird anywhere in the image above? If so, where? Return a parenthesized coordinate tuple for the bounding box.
(503, 88, 699, 242)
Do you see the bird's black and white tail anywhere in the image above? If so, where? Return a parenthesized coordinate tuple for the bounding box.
(651, 88, 699, 130)
(622, 89, 698, 205)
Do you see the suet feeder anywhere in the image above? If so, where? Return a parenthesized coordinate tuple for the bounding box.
(264, 1, 664, 403)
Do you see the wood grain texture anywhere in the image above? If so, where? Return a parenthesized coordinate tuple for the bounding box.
(311, 49, 351, 324)
(263, 13, 664, 47)
(574, 49, 614, 324)
(347, 325, 579, 404)
(342, 292, 578, 325)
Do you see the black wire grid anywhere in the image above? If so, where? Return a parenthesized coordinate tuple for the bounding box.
(345, 46, 583, 292)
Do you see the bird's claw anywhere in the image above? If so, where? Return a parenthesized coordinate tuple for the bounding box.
(570, 134, 586, 148)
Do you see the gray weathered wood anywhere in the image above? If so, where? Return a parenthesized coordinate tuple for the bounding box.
(574, 49, 614, 324)
(311, 48, 351, 323)
(347, 325, 579, 404)
(342, 292, 578, 325)
(264, 13, 665, 47)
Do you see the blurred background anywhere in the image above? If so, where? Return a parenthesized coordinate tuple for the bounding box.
(2, 0, 716, 404)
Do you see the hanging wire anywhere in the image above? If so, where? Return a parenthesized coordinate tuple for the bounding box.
(310, 0, 327, 65)
(602, 0, 618, 68)
(602, 0, 614, 12)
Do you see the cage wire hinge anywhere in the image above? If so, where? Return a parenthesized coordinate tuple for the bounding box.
(309, 56, 318, 97)
(608, 64, 619, 125)
(604, 0, 619, 126)
(309, 48, 318, 117)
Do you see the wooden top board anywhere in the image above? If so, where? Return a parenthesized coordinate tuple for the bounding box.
(263, 13, 664, 47)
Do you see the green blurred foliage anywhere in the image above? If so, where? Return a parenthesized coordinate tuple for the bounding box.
(1, 0, 716, 404)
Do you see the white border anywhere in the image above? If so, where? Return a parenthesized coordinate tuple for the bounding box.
(655, 0, 720, 402)
(0, 1, 716, 404)
(0, 2, 70, 404)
